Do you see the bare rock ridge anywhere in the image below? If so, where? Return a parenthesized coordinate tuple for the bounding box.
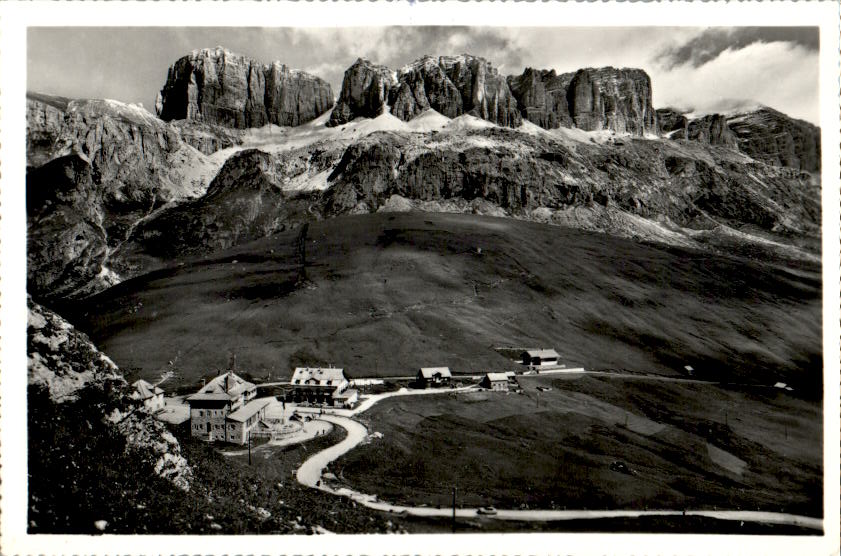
(657, 106, 820, 172)
(329, 57, 657, 136)
(156, 46, 334, 129)
(726, 107, 821, 173)
(329, 55, 522, 128)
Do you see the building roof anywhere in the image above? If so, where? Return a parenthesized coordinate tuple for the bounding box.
(187, 371, 254, 402)
(419, 367, 452, 378)
(132, 379, 164, 400)
(485, 372, 509, 382)
(523, 349, 559, 359)
(504, 371, 517, 378)
(335, 388, 358, 400)
(291, 367, 348, 386)
(227, 398, 272, 423)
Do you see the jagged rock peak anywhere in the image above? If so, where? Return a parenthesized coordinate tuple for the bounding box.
(390, 53, 521, 127)
(156, 46, 334, 129)
(330, 53, 522, 128)
(327, 58, 398, 127)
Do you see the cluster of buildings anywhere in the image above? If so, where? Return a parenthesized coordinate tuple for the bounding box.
(153, 346, 563, 446)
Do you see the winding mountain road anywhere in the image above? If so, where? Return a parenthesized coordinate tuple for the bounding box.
(294, 390, 823, 531)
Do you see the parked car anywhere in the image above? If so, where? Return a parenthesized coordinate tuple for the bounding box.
(477, 506, 498, 515)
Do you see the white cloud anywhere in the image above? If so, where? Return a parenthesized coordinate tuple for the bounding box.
(652, 41, 819, 123)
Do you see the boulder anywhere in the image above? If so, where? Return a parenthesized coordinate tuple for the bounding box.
(157, 46, 333, 129)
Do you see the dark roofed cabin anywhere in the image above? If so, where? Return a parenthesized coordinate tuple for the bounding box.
(521, 349, 559, 367)
(417, 367, 452, 388)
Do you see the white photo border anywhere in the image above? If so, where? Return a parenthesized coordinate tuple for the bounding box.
(1, 2, 839, 555)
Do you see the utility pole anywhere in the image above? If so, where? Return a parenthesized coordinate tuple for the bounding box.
(248, 432, 252, 466)
(452, 487, 457, 533)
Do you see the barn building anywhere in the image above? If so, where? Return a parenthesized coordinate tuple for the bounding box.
(480, 373, 510, 391)
(417, 367, 452, 388)
(187, 371, 258, 443)
(289, 367, 356, 407)
(131, 379, 165, 413)
(521, 349, 559, 368)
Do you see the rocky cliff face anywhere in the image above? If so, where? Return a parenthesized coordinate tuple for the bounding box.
(114, 144, 342, 272)
(507, 68, 576, 129)
(726, 108, 821, 172)
(686, 114, 739, 148)
(26, 93, 226, 300)
(566, 67, 656, 135)
(656, 106, 821, 172)
(27, 155, 109, 300)
(391, 55, 522, 127)
(156, 47, 334, 129)
(330, 55, 521, 128)
(28, 296, 192, 490)
(656, 108, 688, 137)
(319, 127, 820, 259)
(328, 58, 397, 127)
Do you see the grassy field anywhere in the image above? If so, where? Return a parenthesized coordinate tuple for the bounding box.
(333, 374, 822, 519)
(61, 212, 822, 393)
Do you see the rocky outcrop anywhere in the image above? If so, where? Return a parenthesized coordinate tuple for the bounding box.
(328, 58, 397, 127)
(686, 114, 738, 148)
(321, 126, 820, 249)
(156, 47, 333, 129)
(390, 55, 522, 127)
(726, 107, 821, 172)
(28, 296, 192, 490)
(117, 145, 341, 270)
(507, 68, 575, 129)
(170, 120, 245, 155)
(566, 67, 656, 135)
(330, 55, 522, 128)
(27, 155, 108, 301)
(656, 108, 688, 137)
(26, 92, 225, 300)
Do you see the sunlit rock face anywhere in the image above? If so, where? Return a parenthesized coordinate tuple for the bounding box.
(156, 47, 334, 129)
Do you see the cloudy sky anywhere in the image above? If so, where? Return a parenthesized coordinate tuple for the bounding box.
(28, 26, 820, 124)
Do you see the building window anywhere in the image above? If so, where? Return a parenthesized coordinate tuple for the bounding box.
(199, 410, 204, 417)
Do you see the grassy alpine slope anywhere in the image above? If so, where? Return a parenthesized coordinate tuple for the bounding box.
(66, 212, 822, 393)
(332, 374, 822, 518)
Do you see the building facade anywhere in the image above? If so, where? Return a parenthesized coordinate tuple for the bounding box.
(289, 367, 351, 406)
(187, 371, 258, 443)
(480, 372, 510, 391)
(417, 367, 452, 388)
(225, 399, 272, 444)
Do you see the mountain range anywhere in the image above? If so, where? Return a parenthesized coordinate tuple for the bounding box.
(27, 46, 821, 302)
